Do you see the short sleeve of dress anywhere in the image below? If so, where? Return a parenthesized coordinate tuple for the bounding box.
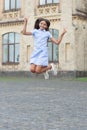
(31, 29, 37, 36)
(47, 31, 52, 39)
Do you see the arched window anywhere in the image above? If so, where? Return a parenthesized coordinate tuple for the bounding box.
(2, 32, 20, 64)
(39, 0, 59, 5)
(4, 0, 21, 11)
(48, 29, 59, 62)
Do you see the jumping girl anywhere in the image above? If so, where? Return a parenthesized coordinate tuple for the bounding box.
(22, 17, 67, 79)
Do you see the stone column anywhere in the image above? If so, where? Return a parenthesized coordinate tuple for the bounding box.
(61, 0, 72, 36)
(60, 0, 75, 70)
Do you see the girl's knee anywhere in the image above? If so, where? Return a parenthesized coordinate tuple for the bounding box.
(30, 68, 41, 74)
(35, 68, 41, 74)
(30, 64, 36, 73)
(35, 70, 41, 74)
(30, 65, 42, 74)
(30, 67, 35, 73)
(30, 69, 35, 73)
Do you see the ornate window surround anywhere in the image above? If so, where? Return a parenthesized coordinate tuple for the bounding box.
(36, 0, 61, 16)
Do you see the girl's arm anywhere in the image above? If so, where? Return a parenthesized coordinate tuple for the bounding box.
(21, 17, 32, 35)
(50, 28, 67, 45)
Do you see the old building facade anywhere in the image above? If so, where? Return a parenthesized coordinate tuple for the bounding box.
(0, 0, 87, 76)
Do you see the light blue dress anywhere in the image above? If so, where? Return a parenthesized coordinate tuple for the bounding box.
(30, 29, 52, 66)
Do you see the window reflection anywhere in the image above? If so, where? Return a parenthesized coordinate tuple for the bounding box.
(11, 0, 15, 9)
(3, 34, 8, 44)
(47, 0, 52, 4)
(4, 0, 21, 11)
(9, 33, 14, 43)
(40, 0, 45, 5)
(48, 42, 52, 61)
(15, 33, 20, 43)
(9, 45, 14, 62)
(3, 45, 8, 63)
(4, 0, 9, 10)
(54, 0, 59, 3)
(17, 0, 21, 8)
(39, 0, 59, 5)
(15, 44, 20, 62)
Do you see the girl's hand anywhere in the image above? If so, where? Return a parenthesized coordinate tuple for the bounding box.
(24, 17, 28, 23)
(62, 28, 67, 35)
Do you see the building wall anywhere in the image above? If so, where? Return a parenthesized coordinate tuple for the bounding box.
(0, 0, 87, 74)
(72, 0, 87, 71)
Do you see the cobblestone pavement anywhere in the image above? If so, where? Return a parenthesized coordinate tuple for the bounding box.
(0, 77, 87, 130)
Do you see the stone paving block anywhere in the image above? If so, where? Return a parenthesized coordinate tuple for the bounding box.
(0, 77, 87, 130)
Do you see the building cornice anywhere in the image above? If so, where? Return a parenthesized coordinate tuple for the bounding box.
(72, 9, 87, 19)
(0, 19, 24, 26)
(72, 14, 87, 19)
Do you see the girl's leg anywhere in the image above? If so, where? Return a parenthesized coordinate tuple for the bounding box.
(35, 64, 52, 74)
(30, 64, 36, 73)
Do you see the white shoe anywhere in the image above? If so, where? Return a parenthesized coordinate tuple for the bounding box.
(50, 63, 57, 75)
(43, 71, 49, 79)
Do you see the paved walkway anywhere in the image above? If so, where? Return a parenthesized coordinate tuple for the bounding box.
(0, 77, 87, 130)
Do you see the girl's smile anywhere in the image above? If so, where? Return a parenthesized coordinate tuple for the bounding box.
(39, 21, 47, 30)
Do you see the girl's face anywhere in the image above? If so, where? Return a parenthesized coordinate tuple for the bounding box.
(39, 21, 47, 30)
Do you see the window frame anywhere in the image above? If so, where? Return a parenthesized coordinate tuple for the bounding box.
(4, 0, 21, 12)
(48, 29, 59, 63)
(39, 0, 59, 6)
(2, 32, 20, 65)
